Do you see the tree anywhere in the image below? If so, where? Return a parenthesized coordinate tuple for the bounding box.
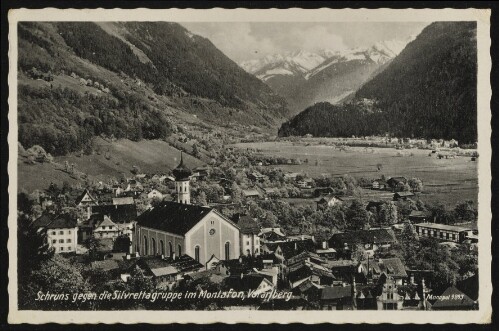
(196, 191, 208, 206)
(408, 177, 423, 192)
(192, 143, 201, 158)
(379, 202, 398, 226)
(454, 200, 477, 222)
(346, 199, 369, 230)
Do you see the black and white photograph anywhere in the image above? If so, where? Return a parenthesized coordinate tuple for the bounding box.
(6, 7, 492, 324)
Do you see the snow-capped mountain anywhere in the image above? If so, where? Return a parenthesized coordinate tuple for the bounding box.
(240, 50, 327, 81)
(240, 37, 414, 115)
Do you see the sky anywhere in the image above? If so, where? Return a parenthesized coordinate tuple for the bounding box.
(181, 22, 430, 63)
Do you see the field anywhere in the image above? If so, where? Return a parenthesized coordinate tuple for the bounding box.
(231, 141, 478, 208)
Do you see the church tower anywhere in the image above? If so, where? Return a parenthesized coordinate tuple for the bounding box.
(172, 152, 192, 204)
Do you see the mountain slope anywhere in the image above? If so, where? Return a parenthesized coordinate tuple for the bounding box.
(279, 22, 477, 144)
(17, 22, 288, 156)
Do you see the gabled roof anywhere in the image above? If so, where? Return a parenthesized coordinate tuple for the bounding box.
(224, 274, 270, 291)
(288, 265, 312, 283)
(320, 286, 352, 300)
(75, 189, 98, 205)
(96, 216, 117, 229)
(432, 286, 475, 309)
(414, 222, 472, 232)
(266, 239, 316, 260)
(456, 274, 478, 301)
(408, 210, 431, 218)
(242, 189, 261, 197)
(361, 258, 408, 278)
(136, 201, 236, 236)
(32, 213, 77, 229)
(329, 229, 396, 246)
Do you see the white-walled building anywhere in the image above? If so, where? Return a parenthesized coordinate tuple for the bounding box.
(33, 213, 78, 253)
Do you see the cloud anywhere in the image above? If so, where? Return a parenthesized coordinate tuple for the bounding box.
(290, 25, 347, 52)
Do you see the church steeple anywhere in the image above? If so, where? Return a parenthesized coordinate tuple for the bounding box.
(173, 152, 192, 204)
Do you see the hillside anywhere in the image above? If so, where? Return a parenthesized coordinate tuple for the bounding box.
(17, 22, 288, 157)
(18, 137, 205, 193)
(279, 22, 477, 143)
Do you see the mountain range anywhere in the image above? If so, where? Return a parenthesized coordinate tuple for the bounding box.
(17, 21, 288, 156)
(278, 22, 477, 144)
(239, 37, 413, 115)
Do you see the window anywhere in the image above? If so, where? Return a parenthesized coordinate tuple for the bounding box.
(59, 231, 64, 235)
(60, 247, 64, 251)
(160, 240, 165, 255)
(151, 238, 156, 255)
(68, 230, 71, 234)
(67, 246, 72, 251)
(195, 246, 200, 262)
(440, 232, 443, 239)
(52, 240, 56, 244)
(169, 242, 173, 257)
(255, 248, 259, 253)
(452, 234, 456, 240)
(52, 231, 56, 235)
(59, 239, 64, 243)
(446, 233, 449, 239)
(247, 241, 250, 246)
(143, 236, 148, 255)
(178, 244, 182, 256)
(67, 239, 71, 243)
(225, 242, 230, 260)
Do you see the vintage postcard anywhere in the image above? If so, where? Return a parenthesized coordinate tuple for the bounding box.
(7, 7, 491, 324)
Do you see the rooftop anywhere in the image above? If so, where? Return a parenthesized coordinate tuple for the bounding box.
(414, 222, 472, 232)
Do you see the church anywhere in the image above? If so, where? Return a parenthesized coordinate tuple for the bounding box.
(133, 153, 241, 268)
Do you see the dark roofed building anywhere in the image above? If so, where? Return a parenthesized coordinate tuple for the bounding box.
(320, 286, 355, 310)
(92, 204, 138, 224)
(33, 213, 78, 254)
(134, 201, 240, 267)
(223, 273, 273, 293)
(393, 191, 415, 201)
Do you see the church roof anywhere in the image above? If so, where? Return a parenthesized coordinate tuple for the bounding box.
(172, 152, 192, 180)
(136, 201, 237, 236)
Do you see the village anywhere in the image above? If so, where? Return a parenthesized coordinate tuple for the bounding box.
(19, 142, 479, 311)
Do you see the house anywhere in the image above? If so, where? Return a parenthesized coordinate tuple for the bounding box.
(329, 229, 397, 257)
(386, 177, 407, 190)
(242, 189, 262, 200)
(414, 222, 474, 243)
(315, 194, 343, 209)
(32, 213, 78, 254)
(359, 257, 408, 285)
(93, 216, 120, 239)
(319, 286, 355, 310)
(191, 167, 209, 181)
(407, 210, 432, 223)
(137, 255, 204, 285)
(296, 178, 314, 189)
(263, 239, 316, 262)
(248, 171, 267, 182)
(233, 214, 261, 256)
(393, 191, 414, 201)
(259, 227, 287, 243)
(292, 280, 321, 301)
(75, 189, 99, 219)
(124, 179, 143, 195)
(283, 172, 300, 181)
(372, 179, 388, 190)
(147, 189, 164, 200)
(376, 276, 405, 310)
(223, 273, 274, 296)
(91, 259, 120, 273)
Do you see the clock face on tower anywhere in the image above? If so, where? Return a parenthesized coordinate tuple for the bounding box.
(209, 228, 216, 236)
